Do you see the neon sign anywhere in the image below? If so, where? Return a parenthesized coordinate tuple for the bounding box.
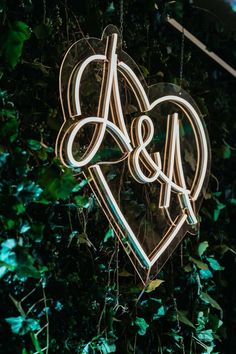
(56, 26, 210, 283)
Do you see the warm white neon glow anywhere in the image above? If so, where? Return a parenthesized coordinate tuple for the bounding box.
(89, 164, 151, 268)
(56, 30, 210, 275)
(117, 61, 208, 202)
(66, 117, 133, 167)
(150, 214, 187, 265)
(72, 54, 106, 117)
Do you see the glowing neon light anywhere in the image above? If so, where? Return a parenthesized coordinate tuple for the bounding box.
(56, 27, 210, 283)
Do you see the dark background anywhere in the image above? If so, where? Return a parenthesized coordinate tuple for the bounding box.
(0, 0, 236, 353)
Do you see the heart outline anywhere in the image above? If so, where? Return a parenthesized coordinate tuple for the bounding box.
(56, 25, 210, 283)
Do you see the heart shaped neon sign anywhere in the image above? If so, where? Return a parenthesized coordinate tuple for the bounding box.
(56, 26, 210, 283)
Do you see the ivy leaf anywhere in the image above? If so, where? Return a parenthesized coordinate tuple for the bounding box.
(0, 239, 17, 277)
(38, 165, 76, 200)
(16, 249, 41, 279)
(72, 179, 88, 192)
(200, 292, 222, 313)
(228, 198, 236, 205)
(152, 299, 165, 320)
(104, 228, 114, 243)
(213, 202, 226, 222)
(118, 269, 134, 277)
(198, 241, 209, 258)
(220, 145, 231, 159)
(199, 269, 213, 280)
(145, 279, 164, 293)
(16, 181, 43, 203)
(177, 310, 196, 329)
(27, 139, 41, 151)
(183, 263, 192, 272)
(214, 244, 236, 255)
(0, 239, 41, 279)
(5, 316, 40, 335)
(0, 152, 9, 167)
(1, 21, 31, 68)
(0, 239, 17, 269)
(19, 221, 31, 234)
(191, 257, 209, 270)
(106, 2, 115, 14)
(206, 257, 224, 271)
(196, 329, 214, 343)
(134, 317, 149, 335)
(74, 195, 90, 208)
(139, 65, 149, 78)
(210, 314, 223, 331)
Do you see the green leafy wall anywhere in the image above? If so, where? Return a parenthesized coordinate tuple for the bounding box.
(0, 1, 236, 353)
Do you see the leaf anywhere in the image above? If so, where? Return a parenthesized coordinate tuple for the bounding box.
(16, 181, 43, 203)
(183, 263, 192, 272)
(97, 337, 116, 353)
(139, 65, 149, 78)
(220, 145, 231, 159)
(74, 195, 90, 208)
(27, 139, 41, 151)
(118, 269, 134, 277)
(5, 316, 40, 335)
(0, 239, 17, 272)
(145, 279, 164, 293)
(16, 248, 41, 279)
(13, 202, 26, 215)
(152, 301, 165, 320)
(1, 21, 31, 68)
(198, 241, 209, 258)
(199, 269, 213, 280)
(196, 329, 214, 343)
(38, 165, 76, 200)
(213, 202, 226, 222)
(196, 311, 206, 331)
(104, 228, 114, 242)
(210, 314, 223, 331)
(214, 244, 236, 255)
(106, 2, 115, 13)
(0, 238, 42, 279)
(134, 317, 149, 336)
(191, 257, 209, 270)
(206, 257, 224, 271)
(177, 310, 196, 329)
(0, 152, 9, 167)
(19, 221, 31, 234)
(200, 292, 222, 312)
(228, 198, 236, 205)
(72, 179, 88, 192)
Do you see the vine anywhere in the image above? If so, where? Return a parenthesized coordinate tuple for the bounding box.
(0, 1, 235, 353)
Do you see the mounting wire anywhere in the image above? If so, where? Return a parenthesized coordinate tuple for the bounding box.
(120, 0, 124, 41)
(179, 27, 185, 87)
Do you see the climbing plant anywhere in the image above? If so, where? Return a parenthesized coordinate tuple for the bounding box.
(0, 0, 236, 353)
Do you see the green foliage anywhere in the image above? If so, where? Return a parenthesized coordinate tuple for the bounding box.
(0, 21, 30, 68)
(0, 0, 235, 353)
(134, 317, 149, 336)
(5, 316, 40, 335)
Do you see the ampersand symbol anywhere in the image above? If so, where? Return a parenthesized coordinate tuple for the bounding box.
(56, 25, 210, 282)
